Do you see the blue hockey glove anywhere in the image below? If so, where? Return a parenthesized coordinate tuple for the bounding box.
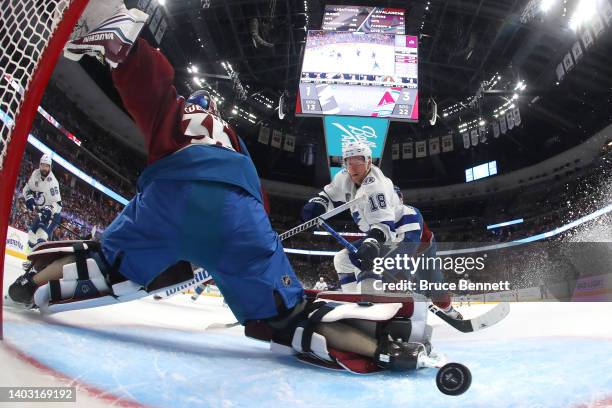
(301, 198, 327, 222)
(25, 197, 35, 211)
(40, 206, 52, 224)
(357, 238, 380, 271)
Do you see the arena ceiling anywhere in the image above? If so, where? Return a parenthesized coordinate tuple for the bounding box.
(83, 0, 612, 188)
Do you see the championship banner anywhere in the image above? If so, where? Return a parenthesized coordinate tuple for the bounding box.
(513, 107, 522, 127)
(323, 115, 390, 178)
(492, 121, 500, 138)
(470, 129, 478, 146)
(428, 137, 440, 155)
(556, 62, 565, 81)
(500, 117, 507, 134)
(506, 111, 515, 130)
(563, 52, 574, 72)
(581, 28, 594, 48)
(479, 124, 487, 143)
(602, 0, 612, 25)
(258, 126, 271, 144)
(284, 134, 296, 152)
(392, 143, 400, 160)
(462, 132, 470, 149)
(402, 142, 413, 159)
(572, 41, 583, 62)
(441, 134, 454, 152)
(271, 129, 283, 148)
(415, 140, 426, 158)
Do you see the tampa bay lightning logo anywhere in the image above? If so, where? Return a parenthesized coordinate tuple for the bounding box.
(33, 191, 46, 206)
(362, 176, 375, 185)
(352, 211, 362, 225)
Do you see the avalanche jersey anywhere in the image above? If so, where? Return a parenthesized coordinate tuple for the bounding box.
(22, 169, 62, 215)
(111, 38, 262, 203)
(318, 165, 417, 243)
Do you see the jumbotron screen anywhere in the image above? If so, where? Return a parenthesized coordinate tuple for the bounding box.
(296, 31, 418, 121)
(322, 5, 405, 34)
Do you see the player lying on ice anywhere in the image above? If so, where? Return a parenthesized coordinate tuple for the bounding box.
(7, 4, 442, 374)
(301, 142, 462, 319)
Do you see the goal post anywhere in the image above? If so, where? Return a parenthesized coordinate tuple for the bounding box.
(0, 0, 90, 339)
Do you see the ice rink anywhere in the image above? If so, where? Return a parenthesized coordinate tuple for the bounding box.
(2, 253, 612, 408)
(302, 43, 395, 77)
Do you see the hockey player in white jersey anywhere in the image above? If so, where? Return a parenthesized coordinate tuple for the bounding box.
(302, 141, 410, 290)
(22, 154, 62, 251)
(313, 276, 328, 291)
(301, 141, 462, 318)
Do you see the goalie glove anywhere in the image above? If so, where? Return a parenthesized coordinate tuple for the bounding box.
(64, 8, 149, 68)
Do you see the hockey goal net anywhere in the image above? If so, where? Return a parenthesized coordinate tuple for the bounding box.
(0, 0, 89, 339)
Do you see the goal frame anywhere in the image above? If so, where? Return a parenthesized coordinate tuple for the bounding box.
(0, 0, 90, 339)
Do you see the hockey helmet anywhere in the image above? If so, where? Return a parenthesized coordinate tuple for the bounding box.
(187, 89, 217, 114)
(39, 153, 52, 167)
(342, 141, 372, 164)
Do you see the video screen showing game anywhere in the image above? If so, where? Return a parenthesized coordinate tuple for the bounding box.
(296, 31, 418, 121)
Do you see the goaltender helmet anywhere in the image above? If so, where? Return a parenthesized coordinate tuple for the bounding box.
(342, 141, 372, 163)
(39, 154, 52, 167)
(187, 89, 218, 115)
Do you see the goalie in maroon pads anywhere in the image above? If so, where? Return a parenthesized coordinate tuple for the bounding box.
(10, 1, 444, 375)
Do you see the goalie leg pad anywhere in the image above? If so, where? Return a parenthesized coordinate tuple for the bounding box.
(29, 241, 114, 309)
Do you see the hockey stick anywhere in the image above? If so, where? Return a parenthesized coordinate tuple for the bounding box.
(279, 196, 365, 241)
(204, 321, 241, 330)
(321, 221, 510, 333)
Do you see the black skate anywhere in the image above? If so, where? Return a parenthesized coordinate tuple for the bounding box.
(8, 271, 38, 307)
(374, 335, 427, 371)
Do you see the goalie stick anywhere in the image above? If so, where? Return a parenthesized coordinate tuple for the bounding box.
(320, 220, 510, 333)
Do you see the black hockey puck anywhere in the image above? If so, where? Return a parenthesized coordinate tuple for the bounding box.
(436, 363, 471, 396)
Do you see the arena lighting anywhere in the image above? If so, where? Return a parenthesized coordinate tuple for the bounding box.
(540, 0, 556, 12)
(487, 218, 524, 230)
(285, 203, 612, 256)
(569, 0, 597, 31)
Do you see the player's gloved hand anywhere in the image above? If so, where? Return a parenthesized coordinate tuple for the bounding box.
(63, 7, 149, 68)
(39, 206, 52, 224)
(300, 198, 327, 222)
(25, 197, 35, 211)
(357, 238, 380, 271)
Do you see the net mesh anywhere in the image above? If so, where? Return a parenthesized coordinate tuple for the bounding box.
(0, 0, 89, 339)
(0, 1, 71, 169)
